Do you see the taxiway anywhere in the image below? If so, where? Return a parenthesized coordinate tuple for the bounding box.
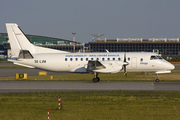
(0, 81, 180, 93)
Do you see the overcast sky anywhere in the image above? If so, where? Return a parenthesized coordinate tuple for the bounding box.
(0, 0, 180, 43)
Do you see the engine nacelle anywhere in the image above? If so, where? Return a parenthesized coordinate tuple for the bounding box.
(85, 60, 124, 73)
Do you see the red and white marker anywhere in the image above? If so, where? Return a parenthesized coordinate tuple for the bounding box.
(48, 110, 49, 120)
(58, 97, 61, 109)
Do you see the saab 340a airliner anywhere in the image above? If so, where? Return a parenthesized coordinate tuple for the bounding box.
(6, 23, 175, 82)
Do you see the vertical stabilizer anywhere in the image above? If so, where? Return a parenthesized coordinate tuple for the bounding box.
(6, 23, 35, 57)
(6, 23, 69, 57)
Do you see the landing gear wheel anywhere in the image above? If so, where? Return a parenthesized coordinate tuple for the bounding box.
(92, 78, 99, 83)
(97, 77, 100, 82)
(155, 79, 159, 82)
(124, 73, 127, 77)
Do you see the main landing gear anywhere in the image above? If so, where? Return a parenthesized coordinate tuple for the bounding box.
(155, 74, 159, 82)
(92, 72, 100, 83)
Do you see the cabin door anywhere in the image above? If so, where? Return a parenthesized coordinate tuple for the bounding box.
(131, 57, 137, 69)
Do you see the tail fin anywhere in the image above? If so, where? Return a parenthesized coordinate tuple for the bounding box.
(6, 23, 69, 57)
(6, 23, 35, 57)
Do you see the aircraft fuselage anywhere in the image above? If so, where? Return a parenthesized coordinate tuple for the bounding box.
(14, 52, 174, 73)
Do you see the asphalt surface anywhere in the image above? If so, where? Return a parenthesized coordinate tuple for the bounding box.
(0, 69, 65, 77)
(0, 62, 72, 77)
(0, 63, 180, 93)
(0, 81, 180, 93)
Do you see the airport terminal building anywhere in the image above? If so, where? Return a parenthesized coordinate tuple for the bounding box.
(89, 38, 180, 57)
(0, 33, 180, 58)
(0, 33, 84, 58)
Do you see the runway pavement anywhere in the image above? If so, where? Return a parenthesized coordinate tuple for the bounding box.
(0, 81, 180, 93)
(0, 63, 180, 93)
(0, 69, 65, 77)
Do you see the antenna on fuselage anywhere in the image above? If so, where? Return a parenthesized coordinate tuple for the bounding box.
(105, 49, 109, 53)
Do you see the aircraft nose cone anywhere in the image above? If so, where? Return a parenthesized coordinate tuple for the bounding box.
(169, 63, 175, 70)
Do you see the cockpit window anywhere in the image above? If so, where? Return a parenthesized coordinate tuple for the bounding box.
(150, 55, 162, 60)
(150, 56, 156, 60)
(156, 56, 162, 59)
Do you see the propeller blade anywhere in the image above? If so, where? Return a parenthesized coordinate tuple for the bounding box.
(124, 53, 126, 62)
(123, 53, 127, 76)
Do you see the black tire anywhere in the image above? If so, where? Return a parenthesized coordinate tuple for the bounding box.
(92, 78, 98, 83)
(97, 77, 100, 82)
(155, 79, 159, 82)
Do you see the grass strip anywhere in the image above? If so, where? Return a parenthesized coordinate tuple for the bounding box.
(0, 91, 180, 120)
(0, 70, 180, 81)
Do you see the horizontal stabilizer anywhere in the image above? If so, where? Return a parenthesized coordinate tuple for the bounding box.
(14, 63, 35, 68)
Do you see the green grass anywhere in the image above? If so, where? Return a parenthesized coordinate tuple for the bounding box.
(172, 63, 180, 66)
(0, 70, 180, 81)
(0, 91, 180, 120)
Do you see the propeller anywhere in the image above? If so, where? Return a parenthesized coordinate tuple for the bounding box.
(123, 53, 129, 76)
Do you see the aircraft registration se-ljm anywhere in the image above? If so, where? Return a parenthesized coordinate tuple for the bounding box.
(6, 23, 175, 82)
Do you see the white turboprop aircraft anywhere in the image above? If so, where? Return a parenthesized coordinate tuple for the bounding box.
(6, 23, 175, 82)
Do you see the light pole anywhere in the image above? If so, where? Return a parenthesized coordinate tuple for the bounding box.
(72, 33, 76, 53)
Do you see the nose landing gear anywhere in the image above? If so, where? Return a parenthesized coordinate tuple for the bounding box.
(155, 74, 159, 82)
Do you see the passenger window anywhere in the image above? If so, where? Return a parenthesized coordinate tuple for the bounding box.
(128, 57, 130, 61)
(140, 58, 143, 62)
(86, 58, 88, 61)
(65, 58, 67, 61)
(108, 58, 110, 60)
(97, 58, 99, 61)
(70, 58, 73, 61)
(75, 58, 78, 61)
(81, 58, 83, 61)
(113, 58, 115, 60)
(91, 58, 93, 60)
(118, 58, 121, 61)
(102, 58, 105, 61)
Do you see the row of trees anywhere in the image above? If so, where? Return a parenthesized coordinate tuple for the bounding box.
(162, 56, 180, 62)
